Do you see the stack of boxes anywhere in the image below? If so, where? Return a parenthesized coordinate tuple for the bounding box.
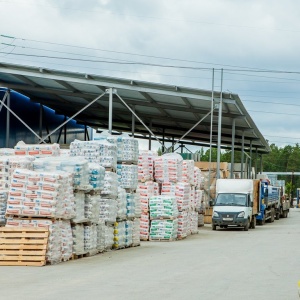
(137, 151, 158, 241)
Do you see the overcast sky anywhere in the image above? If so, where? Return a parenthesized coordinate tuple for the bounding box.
(1, 0, 300, 151)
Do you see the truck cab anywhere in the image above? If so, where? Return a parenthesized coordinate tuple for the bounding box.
(212, 179, 259, 231)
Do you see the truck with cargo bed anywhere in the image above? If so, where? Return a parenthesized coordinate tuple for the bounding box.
(212, 179, 260, 231)
(256, 180, 289, 224)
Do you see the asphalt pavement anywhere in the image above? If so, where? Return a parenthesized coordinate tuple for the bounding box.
(1, 209, 300, 300)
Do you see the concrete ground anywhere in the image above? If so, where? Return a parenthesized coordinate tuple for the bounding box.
(1, 209, 300, 300)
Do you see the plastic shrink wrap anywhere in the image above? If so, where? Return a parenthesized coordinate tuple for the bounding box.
(70, 139, 117, 169)
(116, 164, 138, 190)
(150, 219, 178, 240)
(154, 153, 183, 183)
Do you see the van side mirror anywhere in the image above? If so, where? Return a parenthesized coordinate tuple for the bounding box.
(251, 202, 253, 207)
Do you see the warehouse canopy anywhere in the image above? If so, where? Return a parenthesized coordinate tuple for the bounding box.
(0, 62, 270, 154)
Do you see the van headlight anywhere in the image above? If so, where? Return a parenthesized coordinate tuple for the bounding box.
(213, 211, 219, 217)
(237, 211, 245, 218)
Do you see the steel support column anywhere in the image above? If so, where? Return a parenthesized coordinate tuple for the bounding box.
(39, 104, 43, 139)
(63, 116, 67, 144)
(162, 128, 165, 152)
(241, 132, 245, 179)
(131, 105, 135, 138)
(230, 118, 235, 179)
(255, 148, 258, 178)
(249, 140, 253, 178)
(260, 155, 263, 174)
(0, 92, 44, 143)
(208, 68, 215, 202)
(6, 90, 10, 148)
(216, 68, 223, 179)
(108, 88, 113, 134)
(148, 120, 152, 150)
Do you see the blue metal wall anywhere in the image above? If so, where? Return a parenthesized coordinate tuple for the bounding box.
(0, 89, 86, 148)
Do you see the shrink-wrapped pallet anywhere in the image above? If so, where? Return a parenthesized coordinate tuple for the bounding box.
(177, 210, 188, 239)
(97, 222, 114, 251)
(6, 218, 73, 264)
(137, 181, 155, 211)
(126, 193, 136, 218)
(125, 220, 133, 247)
(182, 160, 195, 185)
(150, 219, 178, 240)
(0, 148, 15, 156)
(88, 163, 105, 190)
(85, 194, 100, 223)
(113, 221, 126, 249)
(188, 210, 199, 235)
(33, 156, 90, 189)
(0, 156, 34, 190)
(140, 213, 150, 240)
(161, 182, 190, 211)
(70, 140, 117, 169)
(107, 133, 139, 163)
(132, 218, 141, 245)
(134, 192, 141, 218)
(154, 153, 183, 183)
(101, 171, 118, 199)
(195, 189, 203, 211)
(149, 195, 178, 219)
(84, 224, 98, 252)
(14, 141, 60, 157)
(59, 220, 73, 261)
(117, 188, 127, 220)
(138, 150, 157, 182)
(116, 164, 138, 190)
(72, 191, 85, 222)
(6, 169, 75, 219)
(99, 198, 117, 223)
(72, 223, 85, 254)
(0, 191, 7, 225)
(194, 167, 202, 188)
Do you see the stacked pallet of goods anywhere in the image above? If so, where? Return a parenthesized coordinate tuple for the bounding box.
(95, 132, 141, 249)
(70, 139, 117, 254)
(181, 160, 201, 235)
(0, 154, 34, 226)
(33, 154, 102, 257)
(4, 142, 75, 264)
(137, 150, 158, 241)
(152, 153, 183, 241)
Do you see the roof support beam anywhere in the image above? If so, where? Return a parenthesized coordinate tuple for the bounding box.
(39, 92, 106, 144)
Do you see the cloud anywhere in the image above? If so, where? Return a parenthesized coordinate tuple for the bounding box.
(1, 0, 300, 147)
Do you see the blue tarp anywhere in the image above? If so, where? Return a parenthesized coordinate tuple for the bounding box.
(0, 88, 85, 147)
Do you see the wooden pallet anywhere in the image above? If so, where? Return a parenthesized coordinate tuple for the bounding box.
(0, 227, 49, 266)
(149, 238, 177, 242)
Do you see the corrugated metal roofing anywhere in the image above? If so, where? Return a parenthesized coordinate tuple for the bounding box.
(0, 62, 270, 153)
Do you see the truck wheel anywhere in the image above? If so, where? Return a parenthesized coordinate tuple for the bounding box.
(270, 208, 275, 223)
(251, 217, 256, 229)
(280, 208, 283, 218)
(262, 214, 266, 225)
(212, 224, 217, 230)
(275, 212, 280, 220)
(244, 220, 250, 231)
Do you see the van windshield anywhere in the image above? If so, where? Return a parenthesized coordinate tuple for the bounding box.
(215, 193, 247, 206)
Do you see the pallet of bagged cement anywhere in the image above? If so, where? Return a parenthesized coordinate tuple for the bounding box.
(0, 227, 49, 266)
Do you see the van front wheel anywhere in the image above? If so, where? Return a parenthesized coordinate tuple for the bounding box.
(244, 220, 250, 231)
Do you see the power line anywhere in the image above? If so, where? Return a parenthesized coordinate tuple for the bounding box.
(3, 34, 300, 74)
